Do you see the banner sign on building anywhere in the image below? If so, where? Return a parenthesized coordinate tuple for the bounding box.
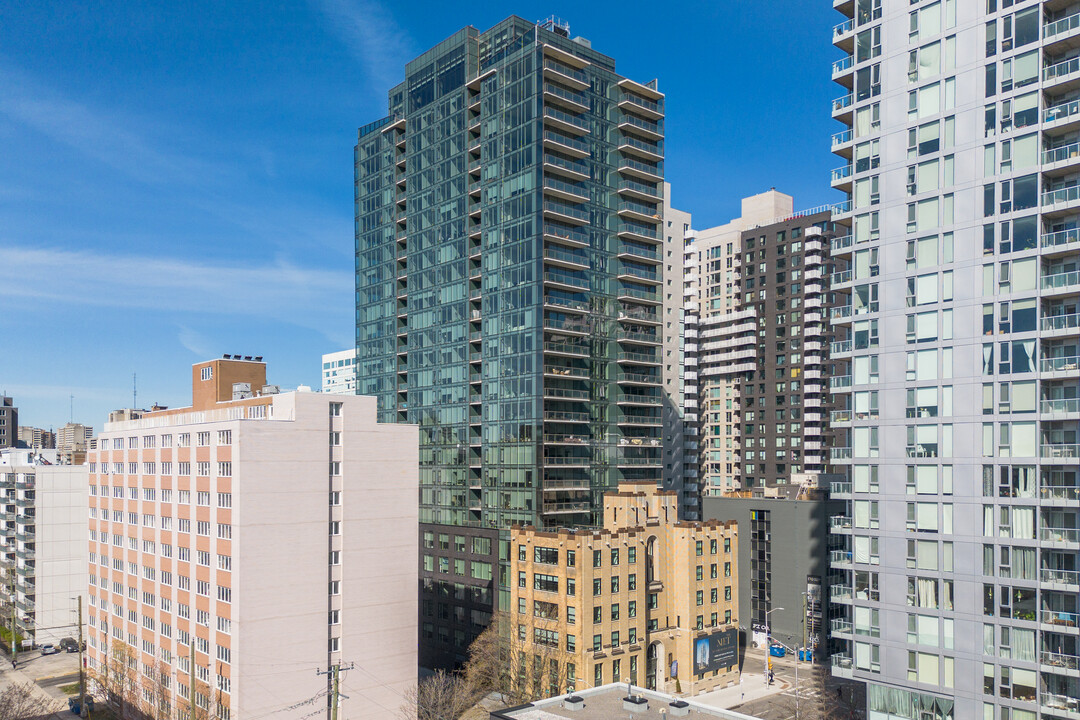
(693, 628, 738, 675)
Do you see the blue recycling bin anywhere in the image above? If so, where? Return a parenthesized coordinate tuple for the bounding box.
(769, 644, 786, 658)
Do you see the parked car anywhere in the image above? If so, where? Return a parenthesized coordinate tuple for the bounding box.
(59, 637, 81, 653)
(40, 643, 58, 655)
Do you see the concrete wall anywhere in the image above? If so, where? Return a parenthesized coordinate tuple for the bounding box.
(35, 465, 88, 643)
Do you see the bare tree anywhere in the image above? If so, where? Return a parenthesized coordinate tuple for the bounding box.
(464, 612, 570, 706)
(399, 670, 478, 720)
(0, 682, 46, 720)
(138, 659, 174, 720)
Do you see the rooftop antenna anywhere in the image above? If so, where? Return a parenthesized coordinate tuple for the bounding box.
(133, 373, 137, 410)
(69, 394, 74, 424)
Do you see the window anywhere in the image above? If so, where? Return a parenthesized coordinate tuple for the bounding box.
(200, 366, 213, 382)
(329, 403, 342, 417)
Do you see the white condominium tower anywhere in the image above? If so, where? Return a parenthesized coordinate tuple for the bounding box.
(828, 1, 1080, 719)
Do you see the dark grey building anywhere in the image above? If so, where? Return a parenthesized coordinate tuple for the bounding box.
(703, 493, 843, 656)
(354, 16, 674, 668)
(0, 397, 17, 449)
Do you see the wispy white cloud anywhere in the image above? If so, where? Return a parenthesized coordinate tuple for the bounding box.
(177, 326, 216, 358)
(0, 245, 353, 332)
(313, 0, 415, 91)
(0, 65, 229, 187)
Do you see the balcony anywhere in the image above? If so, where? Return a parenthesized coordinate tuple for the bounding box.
(543, 177, 589, 203)
(1047, 56, 1080, 93)
(543, 295, 589, 314)
(1042, 650, 1080, 673)
(1045, 12, 1080, 53)
(616, 351, 661, 366)
(831, 654, 854, 678)
(831, 447, 853, 461)
(542, 130, 590, 158)
(1042, 398, 1080, 417)
(1046, 99, 1080, 132)
(1041, 693, 1080, 717)
(1044, 185, 1080, 215)
(541, 501, 591, 515)
(543, 201, 590, 226)
(543, 270, 589, 292)
(830, 584, 853, 602)
(830, 375, 853, 390)
(618, 157, 662, 182)
(831, 164, 853, 191)
(830, 339, 853, 357)
(543, 223, 589, 248)
(832, 93, 853, 122)
(617, 223, 661, 244)
(1043, 269, 1080, 295)
(830, 269, 853, 288)
(542, 59, 589, 89)
(1043, 227, 1080, 256)
(832, 55, 854, 87)
(543, 82, 589, 112)
(830, 481, 852, 498)
(543, 106, 590, 136)
(543, 153, 589, 181)
(831, 129, 854, 157)
(617, 243, 660, 264)
(830, 515, 853, 532)
(543, 246, 589, 270)
(543, 340, 589, 358)
(543, 410, 591, 424)
(618, 136, 663, 161)
(617, 287, 660, 305)
(832, 18, 854, 52)
(1043, 568, 1080, 589)
(1041, 527, 1080, 546)
(618, 114, 663, 141)
(617, 267, 660, 286)
(617, 200, 662, 224)
(831, 550, 853, 569)
(1042, 355, 1080, 376)
(619, 92, 663, 120)
(830, 617, 853, 636)
(1043, 313, 1080, 337)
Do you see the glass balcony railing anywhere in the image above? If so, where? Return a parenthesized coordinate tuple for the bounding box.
(543, 83, 588, 108)
(833, 93, 853, 112)
(831, 447, 853, 460)
(1041, 444, 1080, 459)
(831, 165, 853, 182)
(544, 106, 589, 131)
(1043, 185, 1080, 206)
(543, 177, 589, 199)
(543, 201, 590, 222)
(830, 584, 853, 600)
(543, 340, 589, 356)
(544, 153, 589, 176)
(831, 550, 852, 565)
(1036, 315, 1080, 334)
(1041, 355, 1080, 372)
(619, 136, 663, 156)
(618, 200, 661, 218)
(1042, 227, 1080, 248)
(1046, 56, 1080, 82)
(618, 244, 659, 261)
(1045, 99, 1080, 124)
(1045, 11, 1080, 39)
(618, 179, 661, 197)
(832, 199, 853, 215)
(617, 223, 660, 240)
(831, 340, 853, 355)
(618, 267, 659, 283)
(830, 480, 852, 495)
(1041, 527, 1080, 543)
(621, 93, 662, 115)
(832, 55, 853, 75)
(830, 515, 853, 530)
(832, 269, 854, 285)
(833, 19, 853, 38)
(1042, 270, 1080, 290)
(1042, 568, 1080, 585)
(543, 130, 590, 154)
(543, 59, 588, 84)
(1042, 651, 1080, 670)
(619, 157, 662, 178)
(1041, 398, 1080, 414)
(619, 114, 662, 136)
(544, 296, 590, 313)
(618, 287, 658, 302)
(832, 129, 853, 146)
(543, 247, 588, 267)
(543, 223, 589, 244)
(831, 234, 853, 252)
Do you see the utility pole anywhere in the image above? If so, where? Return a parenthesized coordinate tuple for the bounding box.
(317, 663, 353, 720)
(78, 596, 87, 718)
(9, 563, 17, 669)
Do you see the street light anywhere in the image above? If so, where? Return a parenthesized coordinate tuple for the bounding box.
(764, 607, 783, 685)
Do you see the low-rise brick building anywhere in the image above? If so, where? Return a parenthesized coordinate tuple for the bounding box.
(511, 482, 739, 697)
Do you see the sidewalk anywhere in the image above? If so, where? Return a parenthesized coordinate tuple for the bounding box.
(693, 670, 791, 709)
(0, 661, 68, 716)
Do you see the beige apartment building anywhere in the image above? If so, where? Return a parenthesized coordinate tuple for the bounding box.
(510, 482, 738, 698)
(85, 357, 418, 720)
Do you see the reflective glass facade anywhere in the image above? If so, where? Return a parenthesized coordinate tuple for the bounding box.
(355, 16, 667, 667)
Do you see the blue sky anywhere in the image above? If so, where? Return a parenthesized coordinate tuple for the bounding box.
(0, 0, 842, 430)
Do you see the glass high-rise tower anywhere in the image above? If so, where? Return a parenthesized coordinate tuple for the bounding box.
(828, 1, 1080, 718)
(354, 16, 678, 668)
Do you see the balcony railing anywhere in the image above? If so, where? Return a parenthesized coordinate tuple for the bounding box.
(544, 106, 589, 131)
(1041, 651, 1080, 671)
(621, 93, 662, 115)
(543, 130, 590, 154)
(831, 340, 853, 355)
(1042, 568, 1080, 585)
(619, 115, 662, 136)
(832, 129, 852, 147)
(1042, 443, 1080, 458)
(831, 447, 853, 460)
(1042, 313, 1080, 333)
(833, 94, 853, 113)
(832, 55, 853, 75)
(1046, 56, 1080, 82)
(544, 177, 589, 199)
(543, 59, 588, 84)
(1041, 398, 1080, 414)
(1041, 527, 1080, 543)
(543, 201, 590, 222)
(833, 19, 853, 38)
(1046, 11, 1080, 40)
(830, 584, 853, 600)
(831, 618, 853, 634)
(1044, 142, 1080, 166)
(831, 654, 853, 670)
(831, 550, 852, 565)
(830, 515, 853, 530)
(1046, 99, 1080, 124)
(1042, 227, 1080, 249)
(831, 269, 853, 285)
(1042, 270, 1080, 291)
(832, 234, 853, 252)
(1041, 693, 1080, 716)
(831, 165, 852, 182)
(830, 481, 852, 495)
(830, 375, 853, 389)
(1043, 185, 1080, 207)
(1041, 355, 1080, 372)
(1042, 485, 1080, 502)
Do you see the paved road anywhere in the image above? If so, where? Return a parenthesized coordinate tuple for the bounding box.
(725, 648, 866, 720)
(0, 649, 81, 719)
